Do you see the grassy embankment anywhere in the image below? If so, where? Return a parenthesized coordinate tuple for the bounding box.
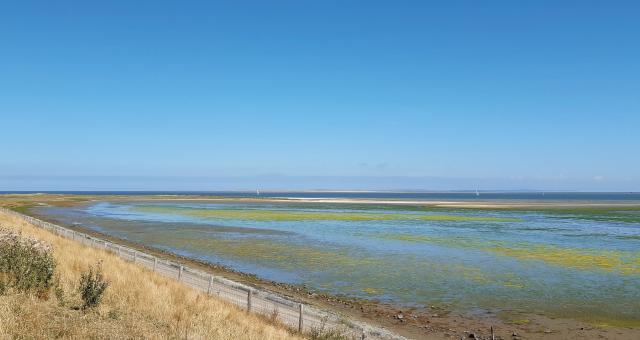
(0, 210, 301, 340)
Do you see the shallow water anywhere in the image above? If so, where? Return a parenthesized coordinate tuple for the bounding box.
(35, 200, 640, 325)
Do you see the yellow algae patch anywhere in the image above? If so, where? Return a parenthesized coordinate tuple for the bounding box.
(377, 234, 438, 243)
(450, 264, 492, 284)
(362, 287, 382, 295)
(502, 280, 525, 289)
(590, 318, 640, 328)
(487, 245, 640, 275)
(375, 233, 640, 275)
(375, 233, 489, 250)
(501, 273, 526, 289)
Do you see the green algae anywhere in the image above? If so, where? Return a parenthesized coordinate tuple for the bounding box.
(431, 205, 640, 224)
(295, 203, 640, 224)
(140, 229, 506, 290)
(145, 233, 378, 272)
(487, 245, 640, 275)
(133, 205, 521, 222)
(144, 230, 639, 327)
(509, 319, 531, 325)
(375, 233, 640, 275)
(362, 287, 383, 295)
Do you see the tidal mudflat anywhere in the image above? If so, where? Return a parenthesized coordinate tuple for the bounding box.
(34, 199, 640, 327)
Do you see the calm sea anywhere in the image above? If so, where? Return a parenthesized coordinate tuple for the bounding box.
(3, 191, 640, 201)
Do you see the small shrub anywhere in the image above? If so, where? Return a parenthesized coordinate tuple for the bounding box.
(78, 262, 109, 310)
(308, 317, 350, 340)
(53, 277, 66, 306)
(108, 309, 121, 320)
(0, 226, 56, 297)
(268, 308, 280, 323)
(308, 327, 349, 340)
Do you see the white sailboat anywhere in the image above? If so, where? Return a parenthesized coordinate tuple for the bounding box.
(475, 188, 480, 196)
(256, 189, 260, 196)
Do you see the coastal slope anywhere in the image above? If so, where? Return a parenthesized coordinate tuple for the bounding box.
(0, 210, 300, 340)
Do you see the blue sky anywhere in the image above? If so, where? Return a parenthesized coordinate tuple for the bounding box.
(1, 1, 639, 191)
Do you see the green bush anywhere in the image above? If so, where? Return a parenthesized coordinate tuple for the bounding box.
(54, 277, 66, 306)
(307, 317, 350, 340)
(78, 262, 109, 310)
(0, 227, 56, 297)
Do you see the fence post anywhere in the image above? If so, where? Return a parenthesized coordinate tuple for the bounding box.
(133, 251, 137, 263)
(118, 246, 122, 257)
(178, 266, 183, 281)
(361, 328, 366, 340)
(207, 275, 213, 294)
(298, 303, 304, 333)
(153, 258, 158, 272)
(247, 290, 252, 312)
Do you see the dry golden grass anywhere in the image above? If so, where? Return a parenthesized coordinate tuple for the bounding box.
(0, 211, 301, 340)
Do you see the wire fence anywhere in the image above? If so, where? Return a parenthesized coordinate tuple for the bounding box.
(0, 207, 402, 340)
